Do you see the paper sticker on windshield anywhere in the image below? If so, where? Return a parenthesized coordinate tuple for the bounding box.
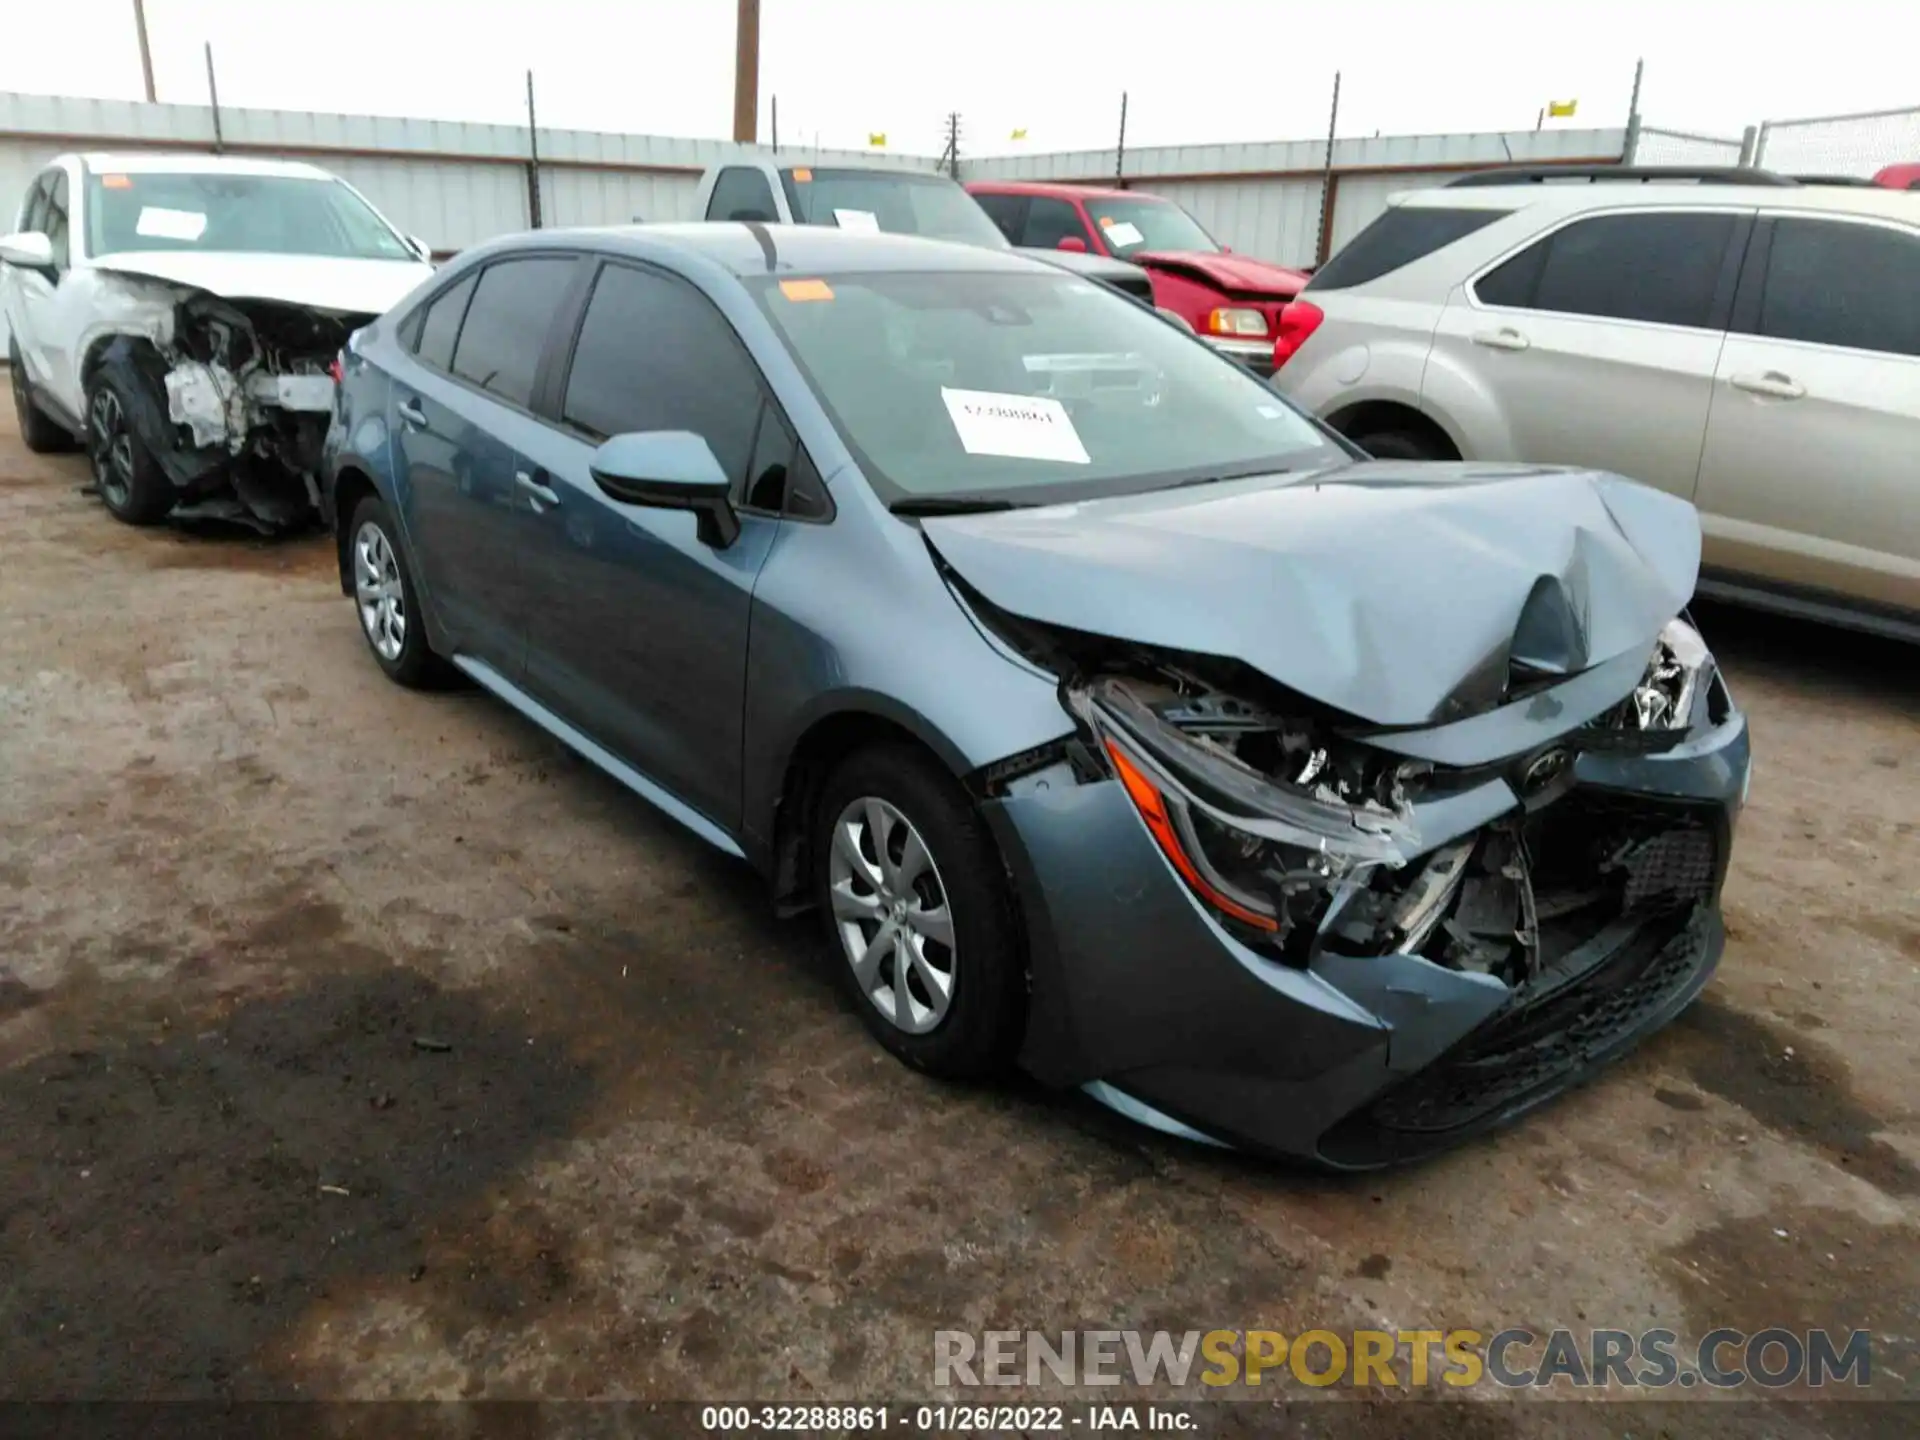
(833, 208, 881, 233)
(779, 278, 834, 302)
(792, 167, 813, 183)
(1255, 403, 1285, 418)
(101, 174, 133, 189)
(135, 207, 207, 241)
(941, 388, 1089, 465)
(1103, 221, 1144, 247)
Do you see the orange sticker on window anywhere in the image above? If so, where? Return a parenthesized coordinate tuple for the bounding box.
(779, 278, 834, 302)
(102, 174, 133, 189)
(791, 167, 813, 182)
(1097, 214, 1113, 226)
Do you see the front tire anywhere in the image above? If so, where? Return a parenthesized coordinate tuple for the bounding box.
(9, 343, 77, 454)
(85, 367, 173, 524)
(347, 495, 454, 689)
(1350, 426, 1450, 462)
(813, 745, 1027, 1079)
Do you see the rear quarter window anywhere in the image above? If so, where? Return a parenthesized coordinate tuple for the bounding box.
(1306, 206, 1510, 291)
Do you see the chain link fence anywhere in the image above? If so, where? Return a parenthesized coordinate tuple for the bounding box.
(1754, 104, 1920, 178)
(1627, 104, 1919, 178)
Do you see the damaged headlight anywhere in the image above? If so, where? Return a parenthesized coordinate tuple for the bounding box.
(1631, 619, 1710, 729)
(1070, 675, 1419, 958)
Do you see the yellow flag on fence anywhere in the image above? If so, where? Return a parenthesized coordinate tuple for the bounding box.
(1010, 127, 1028, 141)
(868, 131, 887, 147)
(1547, 99, 1578, 118)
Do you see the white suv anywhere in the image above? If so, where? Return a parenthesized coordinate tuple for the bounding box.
(3, 152, 434, 529)
(1271, 166, 1920, 642)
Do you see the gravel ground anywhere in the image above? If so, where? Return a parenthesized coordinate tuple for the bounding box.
(1, 397, 1915, 1436)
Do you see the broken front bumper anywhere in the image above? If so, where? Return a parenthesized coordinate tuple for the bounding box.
(984, 706, 1749, 1168)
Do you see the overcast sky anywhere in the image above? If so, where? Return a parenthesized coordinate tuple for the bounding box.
(3, 0, 1914, 158)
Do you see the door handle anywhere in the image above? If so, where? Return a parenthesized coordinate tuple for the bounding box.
(1729, 371, 1805, 400)
(516, 469, 561, 510)
(1471, 327, 1531, 352)
(396, 397, 427, 427)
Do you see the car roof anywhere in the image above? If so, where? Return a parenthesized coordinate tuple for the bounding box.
(72, 151, 339, 180)
(492, 221, 1056, 278)
(966, 180, 1133, 200)
(1396, 174, 1920, 221)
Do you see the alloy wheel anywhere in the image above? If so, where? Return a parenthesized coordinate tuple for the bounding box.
(87, 388, 135, 509)
(828, 795, 957, 1035)
(353, 520, 407, 662)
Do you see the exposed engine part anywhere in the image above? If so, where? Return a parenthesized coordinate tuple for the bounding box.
(90, 282, 371, 530)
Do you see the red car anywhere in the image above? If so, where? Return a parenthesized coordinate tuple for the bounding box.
(966, 181, 1309, 375)
(1873, 163, 1920, 190)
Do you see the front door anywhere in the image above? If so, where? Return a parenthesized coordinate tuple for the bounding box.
(515, 259, 784, 833)
(1694, 212, 1920, 612)
(1427, 208, 1751, 502)
(389, 255, 582, 675)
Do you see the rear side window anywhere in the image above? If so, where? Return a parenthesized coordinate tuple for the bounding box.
(19, 173, 50, 233)
(705, 166, 779, 222)
(42, 172, 70, 269)
(560, 262, 763, 486)
(1754, 218, 1920, 358)
(411, 272, 476, 372)
(1475, 212, 1737, 329)
(1307, 206, 1509, 291)
(450, 257, 577, 408)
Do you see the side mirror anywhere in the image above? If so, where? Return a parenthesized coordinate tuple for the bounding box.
(0, 230, 55, 272)
(404, 234, 432, 262)
(589, 430, 740, 548)
(1056, 235, 1089, 253)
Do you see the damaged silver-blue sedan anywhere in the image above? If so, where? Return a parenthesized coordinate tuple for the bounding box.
(322, 224, 1751, 1168)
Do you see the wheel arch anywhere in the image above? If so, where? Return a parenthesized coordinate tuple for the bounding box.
(1324, 398, 1463, 459)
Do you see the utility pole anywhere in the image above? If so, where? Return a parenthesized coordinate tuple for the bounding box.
(132, 0, 156, 103)
(1623, 56, 1645, 164)
(770, 94, 779, 153)
(1115, 91, 1128, 182)
(942, 111, 962, 179)
(733, 0, 761, 144)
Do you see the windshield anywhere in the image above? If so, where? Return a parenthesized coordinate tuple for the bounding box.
(85, 171, 415, 261)
(779, 168, 1010, 249)
(1084, 196, 1221, 256)
(753, 268, 1343, 506)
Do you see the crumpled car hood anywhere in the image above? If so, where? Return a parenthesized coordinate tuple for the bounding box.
(924, 462, 1701, 727)
(1132, 249, 1309, 297)
(90, 251, 435, 315)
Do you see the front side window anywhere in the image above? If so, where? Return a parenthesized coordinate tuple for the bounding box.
(1475, 211, 1737, 329)
(560, 263, 763, 486)
(778, 168, 1009, 249)
(1755, 217, 1920, 358)
(971, 191, 1025, 243)
(450, 257, 578, 408)
(84, 171, 415, 261)
(1082, 196, 1219, 256)
(1022, 197, 1091, 250)
(706, 166, 780, 223)
(754, 268, 1346, 507)
(42, 173, 70, 269)
(19, 173, 51, 234)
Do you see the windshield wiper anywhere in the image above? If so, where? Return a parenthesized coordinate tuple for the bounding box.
(889, 495, 1027, 516)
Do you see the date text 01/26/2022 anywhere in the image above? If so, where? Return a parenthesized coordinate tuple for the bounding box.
(700, 1404, 1194, 1431)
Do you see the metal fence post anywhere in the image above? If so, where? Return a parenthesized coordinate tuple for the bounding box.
(1115, 92, 1128, 184)
(1622, 57, 1644, 163)
(1738, 125, 1759, 167)
(1752, 121, 1772, 169)
(1312, 72, 1340, 267)
(525, 70, 543, 229)
(204, 43, 223, 153)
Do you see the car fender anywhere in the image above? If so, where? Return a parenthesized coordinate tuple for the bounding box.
(1415, 339, 1519, 461)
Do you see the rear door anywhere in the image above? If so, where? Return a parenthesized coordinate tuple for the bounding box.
(1694, 211, 1920, 613)
(512, 258, 787, 832)
(1426, 208, 1752, 500)
(388, 254, 582, 675)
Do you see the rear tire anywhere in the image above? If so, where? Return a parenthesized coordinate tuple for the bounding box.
(347, 495, 456, 689)
(813, 745, 1027, 1080)
(10, 343, 78, 455)
(1350, 427, 1450, 462)
(85, 365, 173, 524)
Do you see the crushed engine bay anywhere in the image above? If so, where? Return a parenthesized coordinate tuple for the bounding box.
(91, 279, 368, 531)
(974, 587, 1721, 990)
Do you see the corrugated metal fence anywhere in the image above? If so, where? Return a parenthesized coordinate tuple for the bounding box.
(0, 87, 1626, 353)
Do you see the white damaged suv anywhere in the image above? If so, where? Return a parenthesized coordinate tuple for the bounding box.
(2, 153, 434, 530)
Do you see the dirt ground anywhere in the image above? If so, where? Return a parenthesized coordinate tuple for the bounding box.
(0, 396, 1915, 1436)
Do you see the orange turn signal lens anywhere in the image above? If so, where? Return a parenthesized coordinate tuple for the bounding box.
(1104, 737, 1278, 932)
